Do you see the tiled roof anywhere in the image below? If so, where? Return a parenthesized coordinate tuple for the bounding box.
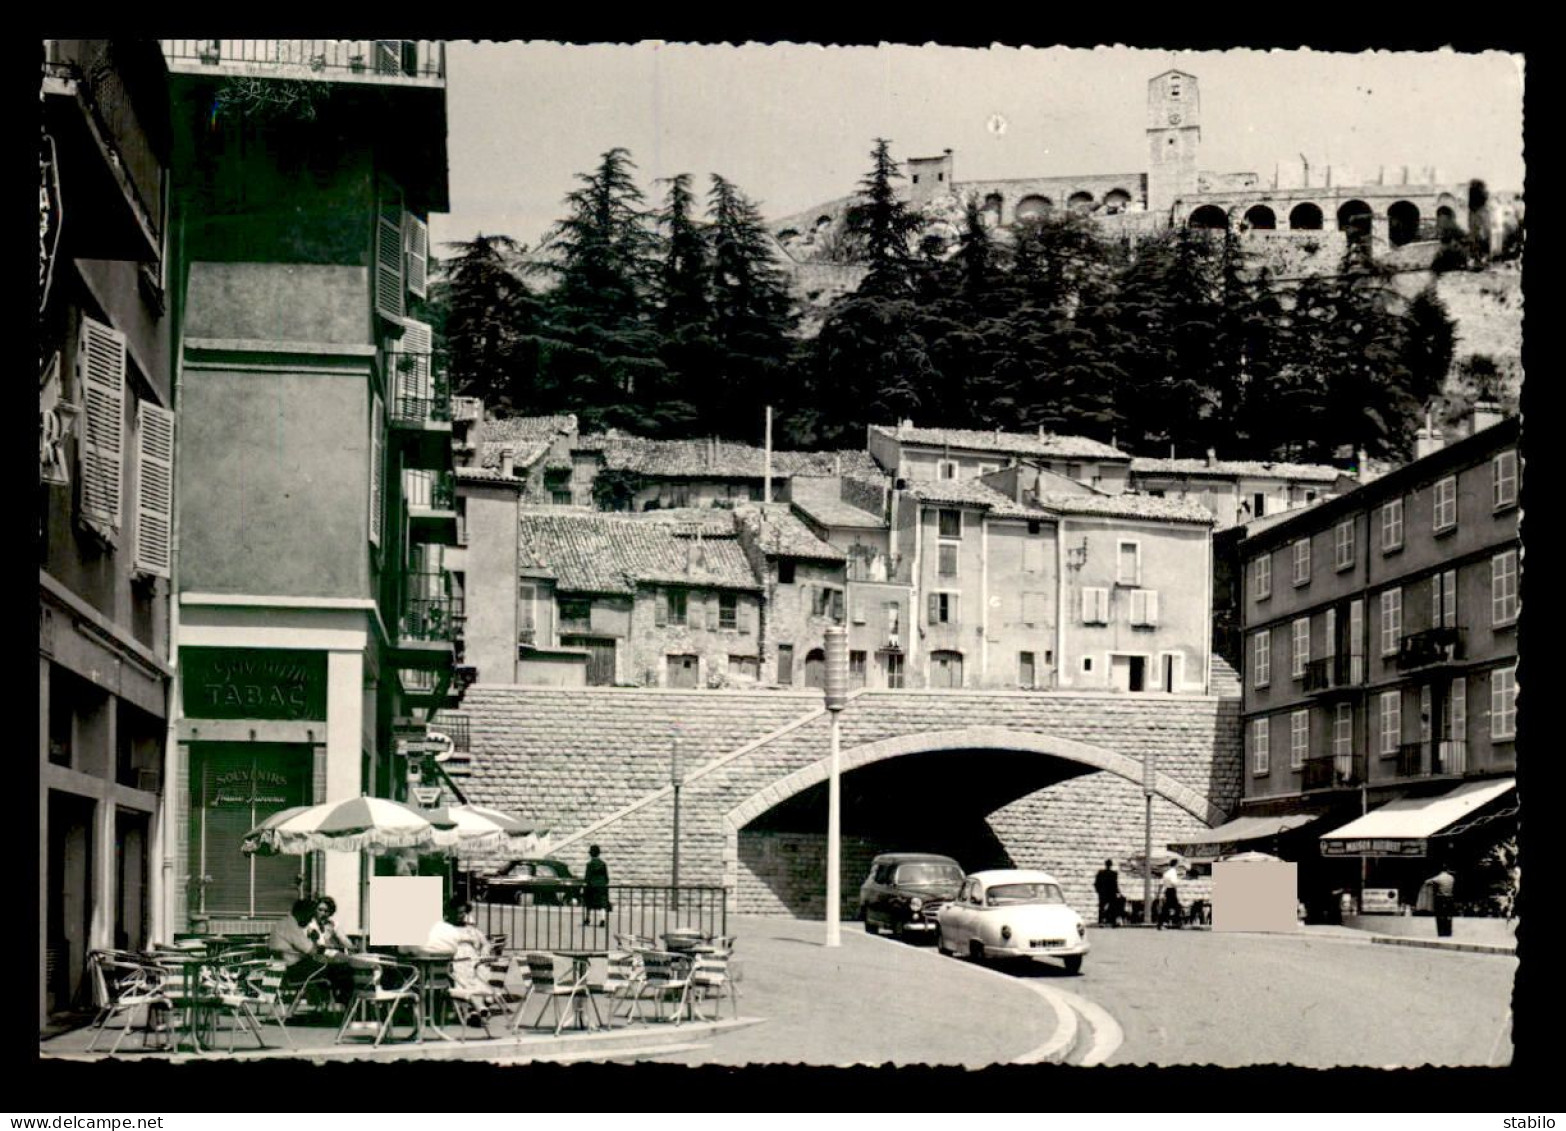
(1130, 457, 1344, 483)
(478, 414, 577, 470)
(455, 467, 526, 486)
(516, 511, 760, 595)
(790, 496, 885, 529)
(904, 480, 1043, 518)
(1033, 492, 1216, 526)
(573, 434, 883, 480)
(870, 424, 1129, 461)
(733, 504, 846, 562)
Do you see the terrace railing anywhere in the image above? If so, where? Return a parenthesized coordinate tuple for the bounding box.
(469, 884, 729, 954)
(161, 40, 445, 82)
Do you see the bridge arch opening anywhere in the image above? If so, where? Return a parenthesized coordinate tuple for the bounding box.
(1387, 200, 1421, 246)
(1242, 204, 1276, 230)
(1067, 191, 1096, 214)
(981, 192, 1005, 227)
(1188, 204, 1229, 230)
(1015, 194, 1052, 222)
(1288, 202, 1324, 230)
(1337, 199, 1373, 241)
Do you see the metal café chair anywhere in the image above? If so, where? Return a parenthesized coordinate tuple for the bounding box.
(631, 950, 692, 1026)
(84, 951, 168, 1054)
(686, 949, 739, 1022)
(240, 960, 297, 1049)
(514, 952, 599, 1036)
(335, 957, 422, 1048)
(588, 950, 644, 1027)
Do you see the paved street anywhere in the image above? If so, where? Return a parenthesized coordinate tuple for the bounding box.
(998, 926, 1516, 1068)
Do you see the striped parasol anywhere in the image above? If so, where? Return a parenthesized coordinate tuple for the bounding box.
(422, 804, 532, 853)
(241, 795, 459, 856)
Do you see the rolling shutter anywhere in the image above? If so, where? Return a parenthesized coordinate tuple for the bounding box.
(77, 316, 126, 535)
(369, 394, 385, 546)
(133, 400, 175, 577)
(375, 207, 405, 321)
(404, 213, 429, 299)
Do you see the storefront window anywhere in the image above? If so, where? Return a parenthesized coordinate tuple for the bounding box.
(189, 745, 312, 919)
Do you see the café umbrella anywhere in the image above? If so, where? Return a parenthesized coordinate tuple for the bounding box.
(422, 804, 532, 852)
(240, 795, 460, 857)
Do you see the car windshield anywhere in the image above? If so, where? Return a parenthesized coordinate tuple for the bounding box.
(894, 863, 963, 885)
(499, 862, 531, 877)
(986, 882, 1066, 906)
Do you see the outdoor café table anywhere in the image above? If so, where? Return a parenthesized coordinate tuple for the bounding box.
(149, 950, 220, 1053)
(400, 950, 459, 1041)
(551, 949, 608, 1032)
(661, 929, 707, 955)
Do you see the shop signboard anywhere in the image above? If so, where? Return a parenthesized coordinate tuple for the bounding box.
(182, 647, 328, 720)
(1359, 887, 1403, 914)
(1320, 837, 1427, 858)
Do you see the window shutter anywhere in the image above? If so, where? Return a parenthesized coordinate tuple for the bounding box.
(949, 593, 960, 624)
(706, 595, 719, 630)
(928, 592, 940, 625)
(403, 213, 429, 300)
(397, 317, 434, 405)
(1449, 676, 1466, 742)
(369, 394, 384, 546)
(1081, 588, 1093, 624)
(77, 316, 126, 534)
(375, 208, 405, 321)
(374, 40, 403, 74)
(851, 597, 866, 625)
(133, 400, 174, 577)
(1129, 589, 1145, 624)
(1144, 590, 1159, 627)
(654, 591, 668, 627)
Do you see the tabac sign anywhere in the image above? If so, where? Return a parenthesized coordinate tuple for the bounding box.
(1320, 837, 1427, 858)
(182, 647, 328, 721)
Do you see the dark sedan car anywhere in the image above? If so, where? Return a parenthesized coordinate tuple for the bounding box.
(473, 858, 584, 906)
(858, 852, 965, 938)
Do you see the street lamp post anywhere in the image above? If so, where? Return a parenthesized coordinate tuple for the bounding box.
(1143, 744, 1155, 925)
(823, 626, 848, 947)
(671, 733, 683, 913)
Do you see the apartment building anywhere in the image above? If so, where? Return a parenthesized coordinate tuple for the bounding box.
(867, 422, 1133, 494)
(1236, 416, 1519, 914)
(1129, 454, 1348, 529)
(39, 39, 176, 1023)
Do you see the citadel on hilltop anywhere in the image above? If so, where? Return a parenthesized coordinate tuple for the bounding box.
(769, 70, 1521, 274)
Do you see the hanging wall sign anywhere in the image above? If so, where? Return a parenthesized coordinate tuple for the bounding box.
(40, 128, 62, 315)
(182, 647, 329, 720)
(39, 352, 77, 487)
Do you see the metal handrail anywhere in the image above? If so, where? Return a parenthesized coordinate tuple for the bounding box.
(160, 40, 445, 81)
(468, 884, 729, 954)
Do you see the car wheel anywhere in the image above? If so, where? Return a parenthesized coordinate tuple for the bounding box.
(935, 926, 950, 956)
(1063, 955, 1083, 975)
(968, 940, 985, 963)
(512, 890, 527, 907)
(861, 909, 878, 934)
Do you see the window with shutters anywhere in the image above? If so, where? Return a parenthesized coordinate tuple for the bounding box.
(1380, 588, 1402, 656)
(1021, 591, 1048, 626)
(1335, 521, 1355, 571)
(1491, 665, 1516, 740)
(776, 644, 794, 685)
(391, 317, 434, 420)
(1433, 569, 1457, 628)
(928, 591, 959, 625)
(1493, 450, 1517, 510)
(132, 399, 174, 578)
(1491, 550, 1518, 626)
(1253, 629, 1271, 688)
(1251, 717, 1270, 775)
(1018, 651, 1036, 688)
(937, 542, 959, 578)
(518, 584, 537, 645)
(1433, 476, 1457, 533)
(1334, 703, 1353, 758)
(1446, 677, 1467, 765)
(1420, 685, 1433, 743)
(1349, 599, 1365, 683)
(1129, 589, 1159, 627)
(938, 509, 962, 538)
(1116, 540, 1141, 586)
(368, 394, 385, 546)
(1291, 617, 1310, 678)
(1289, 710, 1309, 769)
(849, 650, 867, 689)
(1081, 587, 1109, 625)
(77, 316, 127, 540)
(666, 589, 687, 627)
(728, 655, 759, 681)
(882, 651, 904, 689)
(1379, 691, 1401, 756)
(1253, 553, 1271, 600)
(375, 198, 405, 322)
(403, 212, 429, 299)
(1292, 538, 1311, 586)
(559, 598, 591, 634)
(1381, 498, 1403, 552)
(719, 593, 738, 629)
(938, 460, 958, 481)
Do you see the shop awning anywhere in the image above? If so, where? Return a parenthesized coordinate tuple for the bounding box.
(1168, 813, 1320, 863)
(1317, 778, 1516, 858)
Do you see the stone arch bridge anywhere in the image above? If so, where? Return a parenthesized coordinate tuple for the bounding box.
(448, 685, 1241, 918)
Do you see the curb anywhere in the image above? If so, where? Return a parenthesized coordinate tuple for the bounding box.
(1369, 935, 1516, 956)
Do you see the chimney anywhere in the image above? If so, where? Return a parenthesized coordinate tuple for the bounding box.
(1413, 408, 1444, 460)
(1469, 398, 1504, 436)
(686, 529, 706, 574)
(834, 453, 842, 476)
(500, 448, 515, 478)
(1355, 447, 1369, 481)
(1037, 425, 1045, 439)
(899, 418, 914, 434)
(1205, 448, 1217, 468)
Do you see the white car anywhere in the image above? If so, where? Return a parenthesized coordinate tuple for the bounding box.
(935, 869, 1090, 973)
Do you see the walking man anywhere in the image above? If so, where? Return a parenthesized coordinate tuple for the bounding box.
(1427, 862, 1457, 938)
(1158, 861, 1183, 929)
(1094, 859, 1121, 927)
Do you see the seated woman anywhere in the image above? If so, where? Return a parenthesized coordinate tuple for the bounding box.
(424, 899, 492, 1019)
(309, 895, 353, 957)
(269, 897, 354, 1007)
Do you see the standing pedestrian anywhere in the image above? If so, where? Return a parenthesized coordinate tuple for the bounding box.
(583, 844, 611, 928)
(1426, 862, 1457, 938)
(1158, 861, 1183, 929)
(1094, 859, 1121, 927)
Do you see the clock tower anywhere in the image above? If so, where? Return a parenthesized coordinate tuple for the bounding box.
(1147, 70, 1201, 222)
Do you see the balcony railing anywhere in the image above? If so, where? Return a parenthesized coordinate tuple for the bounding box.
(1396, 741, 1425, 778)
(1436, 739, 1468, 776)
(401, 575, 460, 643)
(1396, 626, 1465, 671)
(1396, 738, 1470, 777)
(160, 40, 445, 82)
(389, 359, 451, 427)
(1302, 655, 1363, 693)
(1303, 752, 1366, 791)
(429, 712, 469, 752)
(404, 469, 456, 511)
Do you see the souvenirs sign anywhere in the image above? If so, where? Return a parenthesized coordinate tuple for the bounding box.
(182, 647, 328, 721)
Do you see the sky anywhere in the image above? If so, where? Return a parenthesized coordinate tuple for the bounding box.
(429, 43, 1525, 255)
